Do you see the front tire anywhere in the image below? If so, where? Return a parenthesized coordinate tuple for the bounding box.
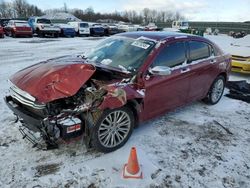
(91, 106, 134, 153)
(203, 75, 225, 105)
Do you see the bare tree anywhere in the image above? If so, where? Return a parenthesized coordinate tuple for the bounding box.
(12, 0, 42, 18)
(158, 11, 166, 22)
(150, 9, 157, 22)
(63, 2, 68, 13)
(0, 0, 18, 18)
(165, 11, 175, 22)
(13, 0, 27, 17)
(142, 8, 150, 24)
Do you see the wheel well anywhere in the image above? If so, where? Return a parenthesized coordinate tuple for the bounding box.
(218, 72, 227, 82)
(126, 99, 142, 128)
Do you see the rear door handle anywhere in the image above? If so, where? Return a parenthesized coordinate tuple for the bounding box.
(181, 67, 190, 73)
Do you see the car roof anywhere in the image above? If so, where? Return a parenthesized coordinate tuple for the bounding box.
(11, 20, 27, 23)
(117, 31, 205, 42)
(29, 17, 50, 20)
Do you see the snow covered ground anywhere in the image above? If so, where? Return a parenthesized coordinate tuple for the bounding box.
(0, 34, 249, 188)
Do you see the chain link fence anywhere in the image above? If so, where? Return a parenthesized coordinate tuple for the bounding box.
(157, 22, 250, 34)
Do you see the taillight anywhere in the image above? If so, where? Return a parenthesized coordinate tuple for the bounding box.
(13, 27, 16, 31)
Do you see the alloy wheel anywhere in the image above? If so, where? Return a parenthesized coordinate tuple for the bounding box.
(98, 110, 131, 148)
(211, 78, 224, 103)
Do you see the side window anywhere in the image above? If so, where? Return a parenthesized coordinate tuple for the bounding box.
(209, 45, 219, 56)
(188, 41, 210, 62)
(153, 42, 186, 68)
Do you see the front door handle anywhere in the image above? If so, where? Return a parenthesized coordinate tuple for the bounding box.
(181, 67, 190, 73)
(210, 59, 217, 64)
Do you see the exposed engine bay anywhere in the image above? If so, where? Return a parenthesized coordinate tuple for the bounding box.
(6, 66, 134, 150)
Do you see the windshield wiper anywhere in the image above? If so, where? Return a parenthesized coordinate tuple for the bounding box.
(118, 65, 128, 71)
(77, 54, 88, 60)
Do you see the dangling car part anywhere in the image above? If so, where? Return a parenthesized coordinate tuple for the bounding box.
(5, 32, 231, 153)
(226, 80, 250, 103)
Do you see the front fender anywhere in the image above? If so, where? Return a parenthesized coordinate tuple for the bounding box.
(98, 84, 145, 110)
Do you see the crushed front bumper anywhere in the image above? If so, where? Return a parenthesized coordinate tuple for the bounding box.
(5, 95, 95, 150)
(5, 95, 52, 149)
(5, 96, 43, 132)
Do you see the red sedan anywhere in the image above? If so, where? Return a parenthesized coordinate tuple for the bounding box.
(5, 32, 231, 152)
(4, 20, 32, 37)
(0, 26, 4, 38)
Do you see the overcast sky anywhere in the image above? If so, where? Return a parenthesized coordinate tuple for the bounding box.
(11, 0, 250, 21)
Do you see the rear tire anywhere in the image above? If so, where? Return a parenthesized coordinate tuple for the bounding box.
(54, 33, 59, 38)
(11, 31, 16, 38)
(37, 29, 42, 37)
(91, 106, 134, 153)
(203, 75, 225, 105)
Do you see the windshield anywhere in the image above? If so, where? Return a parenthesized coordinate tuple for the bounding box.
(80, 23, 88, 28)
(37, 19, 51, 24)
(182, 22, 189, 26)
(85, 36, 155, 73)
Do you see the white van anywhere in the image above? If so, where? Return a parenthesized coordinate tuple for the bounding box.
(172, 21, 189, 30)
(67, 21, 90, 36)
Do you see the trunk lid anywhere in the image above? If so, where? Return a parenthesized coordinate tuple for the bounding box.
(15, 22, 32, 31)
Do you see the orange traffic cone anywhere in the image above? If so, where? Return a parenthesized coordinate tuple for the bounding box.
(123, 147, 143, 179)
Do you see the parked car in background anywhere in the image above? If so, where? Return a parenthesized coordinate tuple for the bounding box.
(28, 17, 60, 37)
(90, 23, 105, 36)
(0, 26, 4, 38)
(5, 32, 231, 153)
(144, 23, 158, 31)
(102, 24, 119, 36)
(134, 24, 145, 31)
(117, 24, 129, 32)
(172, 21, 189, 30)
(4, 20, 33, 38)
(117, 24, 137, 32)
(229, 31, 246, 39)
(57, 24, 76, 37)
(231, 55, 250, 74)
(68, 21, 90, 36)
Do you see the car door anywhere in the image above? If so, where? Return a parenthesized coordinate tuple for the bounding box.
(141, 40, 193, 121)
(186, 40, 219, 101)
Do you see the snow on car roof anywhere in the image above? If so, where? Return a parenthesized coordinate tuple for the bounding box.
(11, 20, 28, 23)
(117, 31, 201, 41)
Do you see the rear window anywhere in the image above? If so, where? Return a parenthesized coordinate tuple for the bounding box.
(37, 19, 51, 24)
(189, 41, 210, 62)
(80, 23, 88, 28)
(15, 22, 29, 27)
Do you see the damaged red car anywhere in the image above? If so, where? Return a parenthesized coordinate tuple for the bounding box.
(5, 32, 231, 152)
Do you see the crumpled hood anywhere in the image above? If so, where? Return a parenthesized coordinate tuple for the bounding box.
(10, 55, 96, 103)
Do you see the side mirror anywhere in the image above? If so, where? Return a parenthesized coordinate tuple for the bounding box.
(149, 66, 172, 76)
